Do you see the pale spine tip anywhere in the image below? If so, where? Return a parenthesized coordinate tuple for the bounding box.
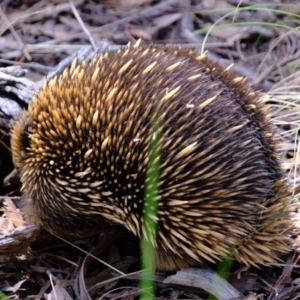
(107, 87, 117, 101)
(141, 48, 149, 57)
(118, 59, 133, 74)
(198, 93, 218, 110)
(70, 57, 78, 73)
(92, 110, 99, 126)
(174, 142, 197, 160)
(224, 63, 234, 72)
(84, 149, 93, 159)
(142, 61, 157, 74)
(227, 124, 244, 133)
(134, 38, 142, 48)
(162, 86, 181, 101)
(101, 136, 109, 150)
(166, 61, 181, 72)
(187, 74, 201, 81)
(232, 77, 245, 84)
(91, 67, 100, 82)
(76, 115, 82, 129)
(195, 50, 208, 61)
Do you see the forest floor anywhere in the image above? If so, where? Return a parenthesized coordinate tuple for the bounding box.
(0, 0, 300, 299)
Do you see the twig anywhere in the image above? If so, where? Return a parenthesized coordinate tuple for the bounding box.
(252, 47, 300, 88)
(0, 6, 31, 61)
(69, 0, 97, 51)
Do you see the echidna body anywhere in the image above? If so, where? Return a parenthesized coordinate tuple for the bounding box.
(11, 42, 291, 270)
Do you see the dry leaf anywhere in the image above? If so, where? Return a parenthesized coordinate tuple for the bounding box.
(0, 225, 39, 253)
(164, 267, 242, 300)
(2, 279, 26, 293)
(208, 25, 274, 43)
(0, 217, 14, 234)
(45, 283, 73, 300)
(3, 197, 24, 227)
(128, 28, 152, 40)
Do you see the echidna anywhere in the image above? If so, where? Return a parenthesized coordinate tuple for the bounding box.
(11, 41, 292, 271)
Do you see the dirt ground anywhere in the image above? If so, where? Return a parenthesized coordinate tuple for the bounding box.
(0, 0, 300, 299)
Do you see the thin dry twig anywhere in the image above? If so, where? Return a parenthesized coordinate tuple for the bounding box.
(0, 6, 31, 61)
(69, 0, 97, 51)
